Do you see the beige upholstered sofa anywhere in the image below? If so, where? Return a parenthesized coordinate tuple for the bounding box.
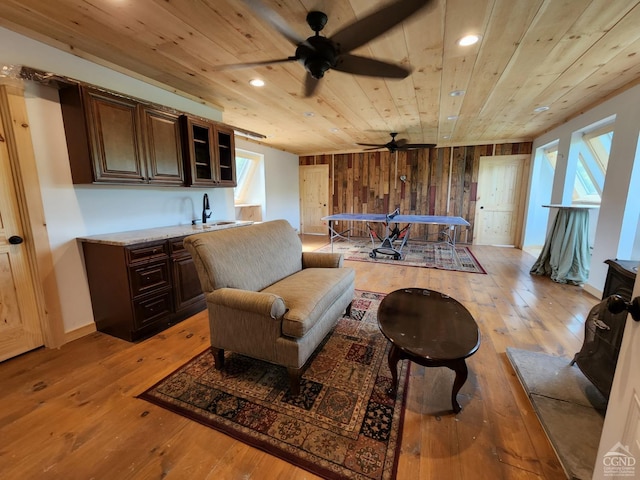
(184, 219, 355, 395)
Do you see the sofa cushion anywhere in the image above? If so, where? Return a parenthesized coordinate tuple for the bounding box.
(262, 267, 356, 338)
(185, 220, 303, 292)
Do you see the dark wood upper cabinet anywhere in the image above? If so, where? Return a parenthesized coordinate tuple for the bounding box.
(60, 85, 184, 186)
(60, 86, 147, 184)
(140, 107, 184, 186)
(216, 124, 237, 186)
(60, 84, 236, 188)
(182, 115, 216, 187)
(181, 115, 236, 187)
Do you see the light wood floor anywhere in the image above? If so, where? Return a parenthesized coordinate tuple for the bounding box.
(0, 237, 600, 479)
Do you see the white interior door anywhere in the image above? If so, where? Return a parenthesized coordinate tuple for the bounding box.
(299, 164, 329, 235)
(0, 99, 44, 361)
(594, 277, 640, 479)
(474, 155, 528, 246)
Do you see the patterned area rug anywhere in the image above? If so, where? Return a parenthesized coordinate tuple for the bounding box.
(316, 238, 486, 274)
(138, 291, 409, 480)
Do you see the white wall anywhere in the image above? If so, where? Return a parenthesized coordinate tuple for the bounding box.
(2, 27, 301, 336)
(526, 83, 640, 297)
(523, 147, 555, 248)
(235, 138, 300, 230)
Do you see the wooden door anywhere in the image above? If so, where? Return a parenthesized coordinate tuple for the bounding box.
(474, 155, 528, 246)
(0, 89, 44, 361)
(594, 278, 640, 479)
(299, 165, 329, 235)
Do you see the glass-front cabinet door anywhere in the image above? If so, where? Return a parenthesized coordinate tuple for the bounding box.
(216, 125, 236, 186)
(182, 116, 217, 186)
(181, 116, 236, 187)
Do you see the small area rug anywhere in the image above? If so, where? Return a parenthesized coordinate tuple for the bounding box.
(315, 238, 486, 274)
(139, 290, 409, 480)
(506, 347, 607, 480)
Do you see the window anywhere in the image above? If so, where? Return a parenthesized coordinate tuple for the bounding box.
(543, 145, 558, 168)
(234, 150, 261, 204)
(572, 124, 613, 204)
(541, 122, 613, 205)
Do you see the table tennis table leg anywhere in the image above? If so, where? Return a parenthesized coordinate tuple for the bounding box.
(327, 220, 352, 252)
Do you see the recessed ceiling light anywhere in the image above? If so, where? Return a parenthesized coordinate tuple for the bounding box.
(534, 106, 550, 113)
(449, 90, 465, 97)
(458, 35, 481, 47)
(442, 135, 450, 139)
(447, 115, 459, 120)
(249, 78, 265, 87)
(303, 111, 315, 117)
(330, 127, 339, 133)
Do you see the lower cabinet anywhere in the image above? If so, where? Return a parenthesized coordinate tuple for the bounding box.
(82, 236, 205, 341)
(170, 237, 206, 314)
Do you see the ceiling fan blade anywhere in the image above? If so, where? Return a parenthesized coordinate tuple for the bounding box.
(357, 142, 385, 147)
(213, 57, 297, 71)
(330, 0, 434, 53)
(402, 143, 437, 148)
(395, 138, 408, 147)
(334, 54, 410, 78)
(304, 73, 321, 97)
(242, 0, 306, 46)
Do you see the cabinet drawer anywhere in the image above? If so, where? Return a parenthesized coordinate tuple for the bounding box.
(169, 237, 188, 257)
(129, 260, 171, 297)
(133, 290, 173, 329)
(126, 241, 169, 263)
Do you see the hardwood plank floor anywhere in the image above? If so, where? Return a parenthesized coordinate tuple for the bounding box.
(0, 237, 600, 479)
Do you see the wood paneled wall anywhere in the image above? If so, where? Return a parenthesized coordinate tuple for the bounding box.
(300, 142, 532, 243)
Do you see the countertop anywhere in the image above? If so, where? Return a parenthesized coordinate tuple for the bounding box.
(77, 221, 253, 246)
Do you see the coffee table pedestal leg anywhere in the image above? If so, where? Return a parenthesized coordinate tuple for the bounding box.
(387, 343, 469, 414)
(387, 343, 402, 396)
(449, 359, 468, 414)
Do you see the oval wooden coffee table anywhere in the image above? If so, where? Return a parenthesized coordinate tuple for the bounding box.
(378, 288, 480, 413)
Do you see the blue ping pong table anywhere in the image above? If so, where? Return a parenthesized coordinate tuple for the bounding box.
(322, 209, 470, 259)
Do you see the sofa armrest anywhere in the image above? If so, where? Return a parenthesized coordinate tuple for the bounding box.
(207, 288, 286, 318)
(302, 251, 344, 269)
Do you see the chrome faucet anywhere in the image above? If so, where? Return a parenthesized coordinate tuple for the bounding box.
(202, 193, 212, 224)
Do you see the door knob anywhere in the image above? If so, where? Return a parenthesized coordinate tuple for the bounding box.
(8, 235, 23, 245)
(607, 295, 640, 322)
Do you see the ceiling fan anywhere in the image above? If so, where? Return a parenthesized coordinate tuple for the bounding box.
(220, 0, 435, 96)
(357, 132, 436, 153)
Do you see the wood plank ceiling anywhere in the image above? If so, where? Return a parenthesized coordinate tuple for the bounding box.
(1, 0, 640, 156)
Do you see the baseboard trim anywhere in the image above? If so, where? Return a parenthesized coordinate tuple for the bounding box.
(64, 323, 97, 344)
(583, 283, 602, 300)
